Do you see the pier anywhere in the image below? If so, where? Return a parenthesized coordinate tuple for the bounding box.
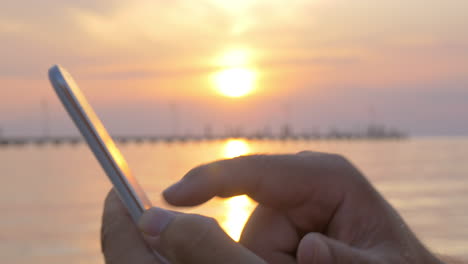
(0, 131, 407, 147)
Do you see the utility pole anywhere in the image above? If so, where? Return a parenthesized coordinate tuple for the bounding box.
(368, 105, 376, 127)
(204, 124, 213, 139)
(41, 99, 50, 139)
(281, 102, 292, 138)
(169, 102, 179, 137)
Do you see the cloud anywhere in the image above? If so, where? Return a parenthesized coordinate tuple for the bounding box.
(1, 0, 467, 79)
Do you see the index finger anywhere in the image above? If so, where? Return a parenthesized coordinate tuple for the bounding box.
(163, 153, 356, 209)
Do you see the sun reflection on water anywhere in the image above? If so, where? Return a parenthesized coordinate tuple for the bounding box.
(220, 139, 256, 241)
(221, 194, 256, 241)
(223, 139, 250, 158)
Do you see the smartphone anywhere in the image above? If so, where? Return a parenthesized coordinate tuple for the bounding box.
(48, 65, 151, 222)
(49, 65, 169, 263)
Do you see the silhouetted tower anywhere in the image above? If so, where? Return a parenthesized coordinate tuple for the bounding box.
(41, 99, 50, 138)
(368, 105, 376, 128)
(263, 125, 272, 137)
(281, 103, 293, 138)
(170, 103, 180, 137)
(204, 124, 213, 139)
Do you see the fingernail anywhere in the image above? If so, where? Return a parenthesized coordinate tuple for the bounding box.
(163, 180, 184, 196)
(138, 207, 175, 237)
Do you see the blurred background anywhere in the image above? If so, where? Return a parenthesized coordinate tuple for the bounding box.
(1, 0, 467, 263)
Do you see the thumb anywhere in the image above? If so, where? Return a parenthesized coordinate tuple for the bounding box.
(297, 233, 377, 264)
(138, 207, 265, 264)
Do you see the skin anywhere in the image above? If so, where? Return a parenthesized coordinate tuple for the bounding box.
(101, 152, 460, 264)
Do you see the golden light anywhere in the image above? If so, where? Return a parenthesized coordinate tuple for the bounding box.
(223, 139, 251, 158)
(220, 140, 254, 241)
(219, 49, 250, 67)
(213, 48, 257, 98)
(221, 195, 256, 241)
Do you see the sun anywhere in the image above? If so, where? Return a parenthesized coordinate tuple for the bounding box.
(214, 67, 256, 98)
(213, 48, 257, 98)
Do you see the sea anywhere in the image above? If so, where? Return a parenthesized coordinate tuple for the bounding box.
(1, 137, 467, 263)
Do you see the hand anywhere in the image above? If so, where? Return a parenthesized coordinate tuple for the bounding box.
(162, 152, 443, 264)
(101, 152, 445, 264)
(101, 190, 265, 264)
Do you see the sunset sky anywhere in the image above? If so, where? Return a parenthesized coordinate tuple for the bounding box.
(1, 0, 467, 137)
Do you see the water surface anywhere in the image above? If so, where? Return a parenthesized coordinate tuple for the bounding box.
(1, 137, 467, 263)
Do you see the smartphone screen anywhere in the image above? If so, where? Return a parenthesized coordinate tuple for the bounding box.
(48, 65, 152, 223)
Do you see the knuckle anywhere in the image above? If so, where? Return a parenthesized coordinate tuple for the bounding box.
(296, 150, 314, 156)
(326, 153, 353, 171)
(329, 153, 349, 164)
(185, 163, 210, 180)
(239, 154, 271, 171)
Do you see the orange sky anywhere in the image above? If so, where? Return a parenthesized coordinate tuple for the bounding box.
(0, 0, 467, 136)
